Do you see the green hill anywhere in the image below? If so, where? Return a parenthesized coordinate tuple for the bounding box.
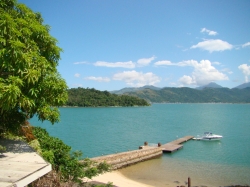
(124, 87, 250, 103)
(110, 85, 161, 94)
(66, 87, 150, 107)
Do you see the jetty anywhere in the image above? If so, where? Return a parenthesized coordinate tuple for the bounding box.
(160, 135, 194, 152)
(89, 147, 162, 170)
(140, 135, 194, 153)
(90, 135, 194, 170)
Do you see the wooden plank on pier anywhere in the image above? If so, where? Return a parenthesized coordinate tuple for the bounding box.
(169, 136, 194, 145)
(140, 136, 194, 153)
(161, 144, 183, 152)
(160, 136, 194, 153)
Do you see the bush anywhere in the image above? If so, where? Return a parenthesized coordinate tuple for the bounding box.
(32, 127, 110, 183)
(28, 139, 42, 154)
(41, 150, 55, 164)
(0, 145, 6, 152)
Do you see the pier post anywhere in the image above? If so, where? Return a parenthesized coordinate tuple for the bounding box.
(188, 177, 191, 187)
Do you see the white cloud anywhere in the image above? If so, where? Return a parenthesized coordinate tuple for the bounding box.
(238, 64, 250, 82)
(179, 75, 195, 85)
(212, 61, 221, 65)
(154, 60, 172, 66)
(155, 59, 197, 67)
(155, 59, 228, 86)
(201, 28, 218, 36)
(84, 76, 110, 82)
(93, 56, 155, 69)
(177, 60, 198, 67)
(191, 39, 233, 52)
(74, 73, 80, 78)
(113, 70, 161, 87)
(242, 42, 250, 48)
(137, 56, 156, 67)
(94, 61, 135, 68)
(178, 60, 229, 86)
(74, 61, 87, 65)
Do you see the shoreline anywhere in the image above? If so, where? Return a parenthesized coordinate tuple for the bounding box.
(88, 157, 250, 187)
(89, 170, 176, 187)
(89, 169, 250, 187)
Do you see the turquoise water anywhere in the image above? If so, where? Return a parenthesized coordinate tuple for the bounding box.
(29, 104, 250, 186)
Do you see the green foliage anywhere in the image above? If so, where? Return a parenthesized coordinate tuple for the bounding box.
(1, 130, 25, 141)
(0, 0, 68, 132)
(41, 150, 55, 164)
(0, 145, 6, 152)
(92, 182, 114, 187)
(28, 139, 42, 154)
(67, 87, 150, 107)
(33, 127, 110, 183)
(125, 87, 250, 103)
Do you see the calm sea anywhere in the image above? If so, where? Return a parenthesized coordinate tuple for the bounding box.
(29, 104, 250, 186)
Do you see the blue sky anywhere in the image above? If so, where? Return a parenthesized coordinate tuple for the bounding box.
(19, 0, 250, 91)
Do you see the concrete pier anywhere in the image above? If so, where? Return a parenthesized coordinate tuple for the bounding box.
(90, 135, 194, 169)
(89, 147, 162, 170)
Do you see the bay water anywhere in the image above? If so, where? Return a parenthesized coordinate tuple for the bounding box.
(30, 104, 250, 186)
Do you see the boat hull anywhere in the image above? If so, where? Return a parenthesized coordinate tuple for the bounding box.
(197, 138, 222, 141)
(193, 135, 223, 141)
(193, 132, 223, 141)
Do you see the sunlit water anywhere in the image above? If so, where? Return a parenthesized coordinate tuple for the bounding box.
(30, 104, 250, 186)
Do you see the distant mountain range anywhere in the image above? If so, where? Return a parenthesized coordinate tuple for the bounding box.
(195, 82, 224, 90)
(111, 82, 250, 103)
(110, 85, 161, 94)
(234, 82, 250, 89)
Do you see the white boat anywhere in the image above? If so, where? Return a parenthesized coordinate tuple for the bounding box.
(193, 132, 223, 141)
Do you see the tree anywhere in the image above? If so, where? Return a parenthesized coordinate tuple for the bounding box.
(66, 87, 150, 107)
(0, 0, 68, 131)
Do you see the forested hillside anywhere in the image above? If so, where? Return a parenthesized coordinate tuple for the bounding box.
(124, 87, 250, 103)
(66, 88, 150, 107)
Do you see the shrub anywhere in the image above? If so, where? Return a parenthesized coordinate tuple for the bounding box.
(0, 145, 6, 152)
(28, 139, 42, 154)
(41, 150, 55, 164)
(32, 127, 110, 183)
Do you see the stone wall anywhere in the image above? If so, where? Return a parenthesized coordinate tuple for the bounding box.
(90, 147, 162, 170)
